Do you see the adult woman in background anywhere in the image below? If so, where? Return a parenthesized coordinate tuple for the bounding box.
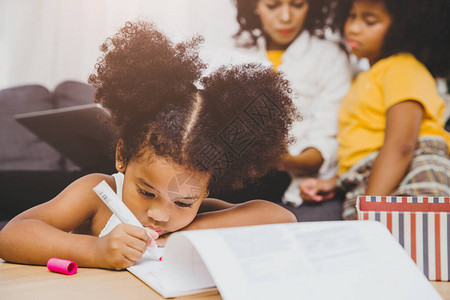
(220, 0, 352, 215)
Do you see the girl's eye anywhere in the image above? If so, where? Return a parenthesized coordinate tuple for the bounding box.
(291, 1, 305, 9)
(364, 18, 378, 26)
(174, 200, 193, 208)
(138, 188, 155, 198)
(265, 2, 279, 9)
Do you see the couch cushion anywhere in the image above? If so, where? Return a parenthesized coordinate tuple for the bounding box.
(53, 80, 98, 171)
(279, 197, 343, 222)
(0, 85, 63, 170)
(54, 80, 96, 108)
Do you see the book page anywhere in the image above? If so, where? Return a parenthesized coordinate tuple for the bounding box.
(128, 235, 216, 298)
(127, 247, 165, 295)
(160, 234, 216, 296)
(182, 221, 440, 300)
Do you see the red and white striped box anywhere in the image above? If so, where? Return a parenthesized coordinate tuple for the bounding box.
(356, 195, 450, 281)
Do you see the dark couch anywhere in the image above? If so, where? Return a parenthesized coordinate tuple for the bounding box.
(0, 81, 115, 226)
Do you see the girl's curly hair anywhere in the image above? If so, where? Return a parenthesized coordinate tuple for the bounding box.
(233, 0, 335, 47)
(89, 21, 298, 193)
(330, 0, 450, 77)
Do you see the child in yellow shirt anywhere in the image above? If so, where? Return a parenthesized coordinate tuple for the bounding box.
(299, 0, 450, 219)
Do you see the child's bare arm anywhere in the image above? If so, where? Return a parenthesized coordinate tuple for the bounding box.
(0, 174, 149, 269)
(0, 175, 101, 266)
(365, 100, 423, 195)
(281, 148, 324, 176)
(197, 198, 235, 213)
(185, 198, 297, 231)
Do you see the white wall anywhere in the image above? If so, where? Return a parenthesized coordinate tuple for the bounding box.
(0, 0, 238, 90)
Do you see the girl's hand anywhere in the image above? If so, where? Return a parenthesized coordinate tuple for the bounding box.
(299, 177, 337, 202)
(94, 224, 156, 270)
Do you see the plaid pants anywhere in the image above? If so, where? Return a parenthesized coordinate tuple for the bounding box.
(338, 136, 450, 220)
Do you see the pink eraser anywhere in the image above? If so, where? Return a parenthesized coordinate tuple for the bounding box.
(47, 258, 78, 275)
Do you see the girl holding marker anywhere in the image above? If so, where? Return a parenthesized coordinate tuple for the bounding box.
(299, 0, 450, 219)
(0, 21, 298, 270)
(225, 0, 352, 207)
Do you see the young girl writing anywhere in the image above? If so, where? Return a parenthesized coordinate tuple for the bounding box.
(299, 0, 450, 219)
(222, 0, 352, 207)
(0, 21, 298, 270)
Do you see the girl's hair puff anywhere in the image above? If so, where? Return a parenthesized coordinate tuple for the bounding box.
(89, 21, 205, 126)
(192, 63, 299, 191)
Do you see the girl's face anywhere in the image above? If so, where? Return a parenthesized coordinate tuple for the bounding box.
(256, 0, 309, 50)
(344, 0, 392, 65)
(118, 150, 210, 236)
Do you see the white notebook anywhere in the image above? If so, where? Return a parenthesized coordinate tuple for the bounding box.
(127, 221, 441, 300)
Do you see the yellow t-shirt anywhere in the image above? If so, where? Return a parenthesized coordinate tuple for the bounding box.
(337, 53, 450, 175)
(266, 50, 284, 70)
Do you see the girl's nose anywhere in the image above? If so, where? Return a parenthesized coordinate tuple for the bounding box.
(346, 19, 361, 35)
(147, 200, 170, 222)
(280, 5, 291, 23)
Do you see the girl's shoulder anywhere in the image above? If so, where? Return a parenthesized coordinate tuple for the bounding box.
(12, 173, 118, 236)
(53, 173, 117, 230)
(372, 53, 429, 75)
(55, 173, 117, 205)
(70, 173, 117, 193)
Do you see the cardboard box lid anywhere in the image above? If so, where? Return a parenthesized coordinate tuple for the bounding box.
(357, 196, 450, 212)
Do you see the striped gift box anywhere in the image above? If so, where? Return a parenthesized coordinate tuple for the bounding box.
(356, 196, 450, 281)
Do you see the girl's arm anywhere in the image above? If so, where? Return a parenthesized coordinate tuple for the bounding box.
(0, 174, 150, 270)
(186, 198, 297, 230)
(365, 100, 423, 195)
(0, 175, 100, 266)
(156, 199, 296, 246)
(197, 198, 235, 213)
(281, 147, 324, 176)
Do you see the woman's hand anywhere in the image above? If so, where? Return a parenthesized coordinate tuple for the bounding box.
(94, 224, 157, 270)
(299, 177, 337, 202)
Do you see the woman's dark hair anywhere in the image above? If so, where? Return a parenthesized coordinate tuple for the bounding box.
(233, 0, 334, 47)
(331, 0, 450, 77)
(89, 21, 298, 192)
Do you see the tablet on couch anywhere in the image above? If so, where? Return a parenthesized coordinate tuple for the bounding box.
(14, 103, 116, 171)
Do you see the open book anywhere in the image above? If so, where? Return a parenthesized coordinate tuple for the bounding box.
(128, 221, 441, 300)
